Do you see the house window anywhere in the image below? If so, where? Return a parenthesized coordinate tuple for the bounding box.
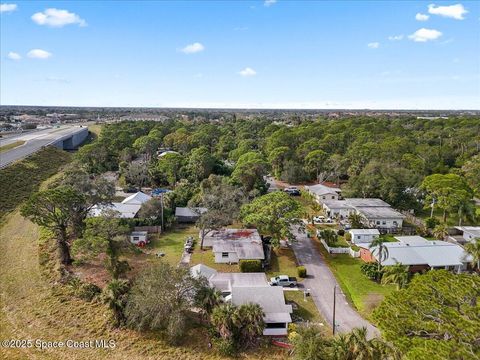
(221, 252, 229, 258)
(332, 196, 335, 199)
(357, 236, 361, 240)
(265, 322, 287, 329)
(133, 237, 139, 241)
(376, 221, 380, 225)
(322, 196, 326, 199)
(382, 221, 386, 225)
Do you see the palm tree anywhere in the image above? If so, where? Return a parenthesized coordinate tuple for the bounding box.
(194, 285, 223, 319)
(346, 327, 374, 360)
(433, 224, 448, 240)
(369, 238, 389, 281)
(381, 263, 409, 290)
(464, 238, 480, 270)
(232, 303, 265, 346)
(211, 303, 236, 339)
(102, 279, 130, 327)
(348, 213, 365, 229)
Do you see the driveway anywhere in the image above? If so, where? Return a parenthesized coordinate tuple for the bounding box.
(290, 226, 379, 338)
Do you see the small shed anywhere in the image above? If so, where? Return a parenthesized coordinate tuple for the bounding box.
(175, 207, 207, 223)
(130, 231, 148, 246)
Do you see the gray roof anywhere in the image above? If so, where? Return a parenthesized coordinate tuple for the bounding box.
(210, 272, 268, 293)
(349, 229, 380, 235)
(306, 184, 341, 196)
(201, 228, 261, 248)
(90, 203, 141, 218)
(213, 239, 265, 260)
(371, 239, 470, 267)
(455, 226, 480, 238)
(344, 198, 391, 207)
(190, 264, 217, 280)
(175, 207, 208, 217)
(322, 200, 354, 210)
(230, 286, 292, 323)
(122, 191, 152, 205)
(356, 206, 406, 219)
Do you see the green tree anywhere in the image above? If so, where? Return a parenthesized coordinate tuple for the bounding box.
(240, 191, 303, 246)
(305, 150, 328, 181)
(155, 152, 183, 187)
(194, 286, 223, 319)
(348, 213, 365, 229)
(125, 261, 204, 344)
(381, 263, 409, 290)
(187, 146, 216, 182)
(193, 175, 245, 249)
(232, 303, 265, 347)
(319, 229, 338, 246)
(421, 174, 474, 223)
(462, 154, 480, 196)
(369, 238, 389, 280)
(21, 186, 85, 265)
(230, 151, 268, 194)
(132, 135, 159, 161)
(373, 270, 480, 360)
(102, 279, 130, 327)
(72, 213, 130, 279)
(290, 324, 333, 360)
(211, 303, 236, 339)
(464, 238, 480, 270)
(268, 146, 291, 178)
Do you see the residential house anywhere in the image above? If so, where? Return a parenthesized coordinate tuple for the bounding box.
(90, 191, 151, 218)
(359, 236, 470, 273)
(348, 229, 380, 244)
(322, 200, 355, 219)
(129, 231, 148, 245)
(449, 226, 480, 244)
(190, 264, 293, 336)
(305, 184, 342, 203)
(175, 207, 207, 223)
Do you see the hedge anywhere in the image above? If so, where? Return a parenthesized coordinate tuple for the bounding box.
(239, 259, 262, 273)
(297, 266, 307, 278)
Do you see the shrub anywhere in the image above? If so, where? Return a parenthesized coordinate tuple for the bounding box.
(360, 263, 383, 281)
(337, 229, 345, 236)
(212, 337, 236, 357)
(345, 232, 352, 242)
(239, 259, 262, 272)
(297, 266, 307, 278)
(425, 217, 439, 229)
(78, 283, 102, 301)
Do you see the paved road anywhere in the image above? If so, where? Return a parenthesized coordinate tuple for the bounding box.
(0, 126, 82, 168)
(290, 226, 379, 339)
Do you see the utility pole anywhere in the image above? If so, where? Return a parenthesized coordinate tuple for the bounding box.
(332, 284, 337, 336)
(160, 193, 164, 232)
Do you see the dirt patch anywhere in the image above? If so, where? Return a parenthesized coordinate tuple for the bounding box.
(363, 293, 385, 313)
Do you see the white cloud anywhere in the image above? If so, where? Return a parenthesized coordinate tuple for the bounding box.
(388, 35, 404, 41)
(415, 13, 430, 21)
(264, 0, 277, 6)
(31, 8, 86, 27)
(7, 51, 21, 60)
(428, 3, 468, 20)
(180, 42, 205, 54)
(367, 42, 380, 49)
(239, 67, 256, 77)
(0, 3, 17, 13)
(408, 28, 442, 42)
(27, 49, 52, 59)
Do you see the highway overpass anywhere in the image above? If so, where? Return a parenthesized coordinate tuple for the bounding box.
(0, 126, 89, 168)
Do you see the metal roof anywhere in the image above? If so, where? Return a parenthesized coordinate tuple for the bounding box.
(201, 228, 261, 247)
(210, 273, 269, 292)
(349, 229, 380, 235)
(306, 184, 341, 196)
(356, 206, 406, 219)
(121, 191, 152, 205)
(213, 239, 265, 260)
(344, 198, 391, 207)
(231, 286, 292, 324)
(190, 264, 218, 280)
(90, 203, 141, 218)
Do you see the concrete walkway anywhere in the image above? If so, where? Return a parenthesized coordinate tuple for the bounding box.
(290, 226, 379, 339)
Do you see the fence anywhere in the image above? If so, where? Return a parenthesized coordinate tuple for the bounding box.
(134, 226, 162, 234)
(319, 238, 360, 258)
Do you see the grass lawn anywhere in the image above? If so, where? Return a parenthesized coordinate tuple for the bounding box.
(0, 140, 25, 153)
(146, 224, 198, 266)
(267, 248, 299, 279)
(190, 248, 241, 273)
(311, 236, 395, 319)
(284, 291, 321, 323)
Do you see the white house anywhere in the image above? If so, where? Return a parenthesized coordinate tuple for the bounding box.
(349, 229, 380, 244)
(452, 226, 480, 244)
(90, 191, 152, 219)
(322, 200, 354, 219)
(213, 239, 265, 264)
(345, 198, 405, 230)
(306, 184, 342, 203)
(365, 236, 471, 273)
(190, 264, 292, 336)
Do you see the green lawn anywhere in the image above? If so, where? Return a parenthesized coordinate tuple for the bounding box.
(146, 224, 198, 266)
(267, 248, 299, 279)
(314, 239, 395, 318)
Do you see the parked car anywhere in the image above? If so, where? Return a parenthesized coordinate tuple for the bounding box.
(269, 275, 298, 287)
(184, 236, 194, 253)
(313, 215, 326, 223)
(284, 187, 300, 196)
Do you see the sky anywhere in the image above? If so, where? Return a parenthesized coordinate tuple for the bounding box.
(1, 1, 479, 109)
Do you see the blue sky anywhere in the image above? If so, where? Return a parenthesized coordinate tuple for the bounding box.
(1, 1, 479, 109)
